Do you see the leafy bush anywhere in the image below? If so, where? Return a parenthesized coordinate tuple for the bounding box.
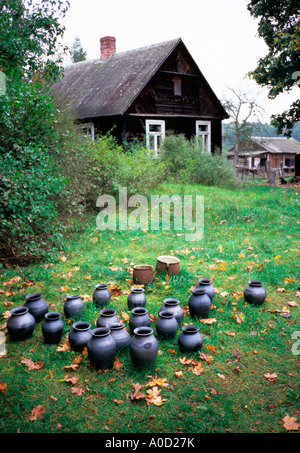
(161, 134, 239, 189)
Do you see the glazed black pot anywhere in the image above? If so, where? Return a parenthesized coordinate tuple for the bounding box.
(7, 306, 35, 341)
(93, 284, 111, 308)
(178, 324, 203, 352)
(96, 308, 120, 328)
(130, 326, 158, 367)
(42, 312, 64, 345)
(63, 295, 84, 319)
(127, 287, 146, 310)
(69, 321, 92, 352)
(196, 278, 215, 300)
(158, 298, 184, 323)
(244, 280, 267, 305)
(24, 293, 48, 323)
(155, 310, 178, 340)
(109, 323, 131, 351)
(87, 327, 116, 371)
(188, 288, 211, 319)
(129, 307, 151, 333)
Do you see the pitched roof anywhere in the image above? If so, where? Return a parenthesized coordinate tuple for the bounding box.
(250, 137, 300, 154)
(52, 38, 181, 118)
(52, 37, 227, 119)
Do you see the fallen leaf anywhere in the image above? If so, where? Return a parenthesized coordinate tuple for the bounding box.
(3, 276, 22, 286)
(232, 313, 245, 324)
(174, 371, 183, 378)
(217, 373, 226, 380)
(225, 331, 236, 336)
(277, 287, 286, 293)
(63, 364, 79, 371)
(206, 344, 216, 354)
(113, 399, 123, 405)
(21, 358, 43, 370)
(264, 372, 277, 383)
(64, 375, 78, 385)
(200, 318, 217, 324)
(198, 351, 214, 363)
(28, 405, 45, 421)
(71, 387, 84, 396)
(146, 378, 168, 388)
(283, 415, 300, 431)
(130, 382, 147, 401)
(286, 301, 298, 307)
(0, 382, 7, 394)
(146, 386, 167, 406)
(112, 357, 123, 370)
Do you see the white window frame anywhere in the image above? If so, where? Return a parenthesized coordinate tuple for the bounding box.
(146, 119, 165, 157)
(77, 122, 95, 140)
(195, 120, 211, 153)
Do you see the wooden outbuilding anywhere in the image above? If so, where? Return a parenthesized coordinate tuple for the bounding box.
(52, 37, 228, 155)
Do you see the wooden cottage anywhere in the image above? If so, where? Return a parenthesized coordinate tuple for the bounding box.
(52, 36, 228, 155)
(227, 136, 300, 173)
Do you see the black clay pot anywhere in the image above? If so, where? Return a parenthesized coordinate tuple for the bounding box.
(69, 321, 92, 352)
(158, 298, 184, 323)
(93, 284, 111, 308)
(24, 293, 48, 323)
(97, 308, 120, 328)
(7, 306, 35, 341)
(156, 310, 178, 340)
(129, 307, 151, 334)
(196, 278, 215, 300)
(42, 312, 64, 345)
(188, 288, 211, 319)
(87, 327, 116, 371)
(244, 280, 267, 306)
(109, 323, 131, 351)
(130, 326, 158, 368)
(178, 324, 203, 352)
(63, 295, 84, 319)
(127, 287, 146, 310)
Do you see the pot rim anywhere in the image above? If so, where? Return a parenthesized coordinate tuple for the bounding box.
(73, 321, 91, 331)
(130, 287, 145, 293)
(158, 310, 175, 319)
(133, 326, 153, 336)
(248, 280, 263, 286)
(191, 288, 207, 295)
(94, 283, 108, 290)
(65, 295, 81, 300)
(45, 312, 61, 321)
(163, 298, 180, 305)
(133, 264, 154, 271)
(100, 308, 117, 316)
(11, 306, 29, 316)
(157, 255, 180, 264)
(181, 324, 199, 334)
(91, 327, 111, 337)
(110, 323, 125, 330)
(25, 292, 42, 300)
(198, 278, 212, 285)
(132, 307, 148, 315)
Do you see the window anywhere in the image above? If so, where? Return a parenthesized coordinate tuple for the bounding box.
(77, 122, 95, 140)
(146, 120, 165, 157)
(195, 121, 211, 153)
(173, 77, 182, 96)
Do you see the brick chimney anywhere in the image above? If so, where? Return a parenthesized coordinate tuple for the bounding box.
(100, 36, 116, 61)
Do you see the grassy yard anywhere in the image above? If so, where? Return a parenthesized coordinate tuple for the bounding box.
(0, 183, 299, 434)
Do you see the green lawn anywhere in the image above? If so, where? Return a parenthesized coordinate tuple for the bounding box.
(0, 183, 299, 433)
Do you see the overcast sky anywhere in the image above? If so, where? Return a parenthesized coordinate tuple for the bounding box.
(61, 0, 299, 122)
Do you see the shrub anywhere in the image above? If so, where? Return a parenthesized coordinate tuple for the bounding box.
(161, 134, 239, 189)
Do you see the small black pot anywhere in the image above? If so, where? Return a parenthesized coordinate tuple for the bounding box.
(7, 306, 35, 341)
(109, 323, 131, 351)
(178, 324, 203, 352)
(97, 308, 120, 328)
(69, 321, 92, 352)
(196, 278, 215, 300)
(156, 310, 178, 340)
(158, 298, 184, 323)
(63, 295, 84, 319)
(130, 326, 158, 368)
(93, 284, 111, 308)
(127, 287, 146, 310)
(129, 307, 151, 333)
(42, 312, 64, 345)
(188, 288, 211, 319)
(87, 327, 116, 371)
(244, 280, 266, 305)
(24, 293, 48, 323)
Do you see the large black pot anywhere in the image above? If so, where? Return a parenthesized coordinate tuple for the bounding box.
(127, 287, 146, 310)
(63, 295, 84, 319)
(42, 312, 64, 345)
(155, 310, 178, 340)
(158, 298, 184, 323)
(109, 323, 131, 352)
(196, 278, 215, 301)
(129, 307, 151, 334)
(7, 306, 35, 341)
(69, 321, 92, 352)
(87, 327, 116, 371)
(178, 324, 203, 352)
(130, 326, 158, 368)
(188, 288, 211, 319)
(93, 284, 111, 308)
(97, 308, 120, 328)
(24, 293, 48, 323)
(244, 280, 266, 305)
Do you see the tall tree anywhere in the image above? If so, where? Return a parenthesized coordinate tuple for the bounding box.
(70, 36, 87, 63)
(247, 0, 300, 136)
